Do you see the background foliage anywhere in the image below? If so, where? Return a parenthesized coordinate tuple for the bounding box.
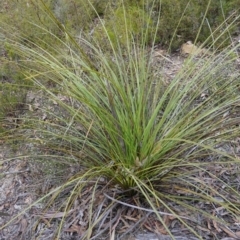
(1, 0, 239, 49)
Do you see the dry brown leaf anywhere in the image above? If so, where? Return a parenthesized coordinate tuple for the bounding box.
(144, 215, 171, 235)
(65, 224, 85, 235)
(220, 225, 239, 239)
(197, 225, 211, 233)
(207, 219, 212, 230)
(124, 215, 138, 221)
(152, 49, 168, 57)
(20, 218, 28, 234)
(144, 222, 154, 232)
(93, 193, 104, 206)
(212, 219, 221, 233)
(37, 209, 74, 219)
(168, 215, 177, 221)
(119, 217, 130, 229)
(128, 207, 141, 220)
(154, 220, 169, 235)
(40, 217, 51, 227)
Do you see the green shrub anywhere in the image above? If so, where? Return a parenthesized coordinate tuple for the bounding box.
(0, 1, 58, 43)
(93, 3, 153, 51)
(1, 0, 239, 52)
(54, 0, 111, 32)
(87, 0, 240, 51)
(0, 59, 29, 132)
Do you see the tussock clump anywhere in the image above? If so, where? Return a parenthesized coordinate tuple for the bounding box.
(0, 1, 240, 239)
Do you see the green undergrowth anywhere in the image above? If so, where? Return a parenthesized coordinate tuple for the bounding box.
(0, 0, 240, 239)
(0, 57, 30, 134)
(0, 0, 239, 51)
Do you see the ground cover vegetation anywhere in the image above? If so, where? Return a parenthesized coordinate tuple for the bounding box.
(0, 0, 240, 239)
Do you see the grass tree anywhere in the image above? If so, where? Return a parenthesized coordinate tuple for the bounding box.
(0, 0, 240, 239)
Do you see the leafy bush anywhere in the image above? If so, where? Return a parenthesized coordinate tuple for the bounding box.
(147, 0, 240, 49)
(91, 0, 240, 50)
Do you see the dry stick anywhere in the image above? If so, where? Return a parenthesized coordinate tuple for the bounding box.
(119, 212, 152, 239)
(88, 205, 120, 240)
(1, 169, 30, 176)
(104, 193, 193, 221)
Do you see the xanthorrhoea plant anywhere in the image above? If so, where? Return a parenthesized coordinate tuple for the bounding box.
(0, 0, 240, 239)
